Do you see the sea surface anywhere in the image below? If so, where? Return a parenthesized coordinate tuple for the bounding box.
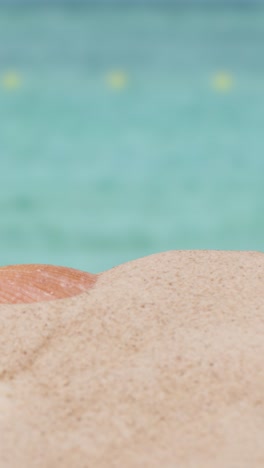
(0, 5, 264, 273)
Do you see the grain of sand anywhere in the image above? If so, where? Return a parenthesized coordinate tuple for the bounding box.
(1, 250, 264, 467)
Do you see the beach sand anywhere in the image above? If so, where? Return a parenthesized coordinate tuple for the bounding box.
(1, 250, 264, 467)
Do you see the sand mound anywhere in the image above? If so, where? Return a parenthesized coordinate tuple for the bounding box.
(1, 250, 264, 467)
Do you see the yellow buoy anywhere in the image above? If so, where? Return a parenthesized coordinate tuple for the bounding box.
(1, 71, 22, 90)
(211, 72, 234, 92)
(105, 70, 128, 90)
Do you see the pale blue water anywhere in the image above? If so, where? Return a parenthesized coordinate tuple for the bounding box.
(0, 6, 264, 273)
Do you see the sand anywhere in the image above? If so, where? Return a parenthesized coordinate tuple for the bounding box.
(1, 249, 264, 467)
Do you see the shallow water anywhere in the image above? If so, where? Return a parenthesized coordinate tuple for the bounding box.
(0, 6, 264, 273)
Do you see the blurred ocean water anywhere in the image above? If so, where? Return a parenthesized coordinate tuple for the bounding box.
(0, 6, 264, 273)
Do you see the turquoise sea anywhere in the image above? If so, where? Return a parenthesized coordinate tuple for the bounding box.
(0, 6, 264, 273)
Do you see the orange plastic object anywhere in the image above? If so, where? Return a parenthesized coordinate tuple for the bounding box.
(0, 264, 97, 304)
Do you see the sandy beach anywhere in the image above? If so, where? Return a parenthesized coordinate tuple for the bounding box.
(1, 250, 264, 467)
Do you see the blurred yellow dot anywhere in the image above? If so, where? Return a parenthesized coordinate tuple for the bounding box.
(212, 72, 234, 92)
(106, 70, 128, 90)
(1, 71, 22, 90)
